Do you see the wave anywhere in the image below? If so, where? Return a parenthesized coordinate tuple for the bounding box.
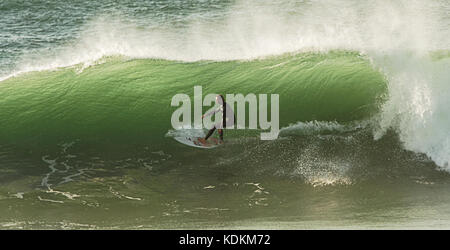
(0, 0, 449, 170)
(0, 51, 386, 146)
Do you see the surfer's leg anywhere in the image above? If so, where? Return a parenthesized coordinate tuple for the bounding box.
(218, 129, 223, 141)
(204, 127, 216, 140)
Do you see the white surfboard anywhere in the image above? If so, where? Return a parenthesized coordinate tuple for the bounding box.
(174, 137, 222, 149)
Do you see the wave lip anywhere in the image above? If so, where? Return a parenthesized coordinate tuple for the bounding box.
(3, 0, 448, 81)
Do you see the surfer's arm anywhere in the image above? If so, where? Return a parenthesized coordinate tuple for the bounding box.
(202, 107, 220, 118)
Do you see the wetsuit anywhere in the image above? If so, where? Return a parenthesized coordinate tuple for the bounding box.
(203, 101, 234, 141)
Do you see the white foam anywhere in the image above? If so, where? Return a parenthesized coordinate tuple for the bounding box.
(41, 155, 58, 188)
(373, 52, 450, 169)
(59, 169, 87, 185)
(12, 192, 24, 199)
(2, 0, 446, 81)
(108, 186, 142, 201)
(279, 120, 369, 136)
(38, 196, 64, 204)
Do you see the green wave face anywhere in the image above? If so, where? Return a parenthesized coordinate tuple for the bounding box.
(0, 51, 386, 146)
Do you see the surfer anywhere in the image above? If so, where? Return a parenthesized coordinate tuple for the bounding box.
(199, 94, 235, 143)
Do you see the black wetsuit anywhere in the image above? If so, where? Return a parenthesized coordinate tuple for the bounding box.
(204, 101, 234, 141)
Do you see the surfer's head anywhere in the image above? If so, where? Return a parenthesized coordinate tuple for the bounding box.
(216, 94, 225, 105)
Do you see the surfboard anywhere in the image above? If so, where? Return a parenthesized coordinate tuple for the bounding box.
(174, 137, 222, 149)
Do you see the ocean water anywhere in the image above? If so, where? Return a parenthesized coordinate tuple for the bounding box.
(0, 0, 449, 229)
